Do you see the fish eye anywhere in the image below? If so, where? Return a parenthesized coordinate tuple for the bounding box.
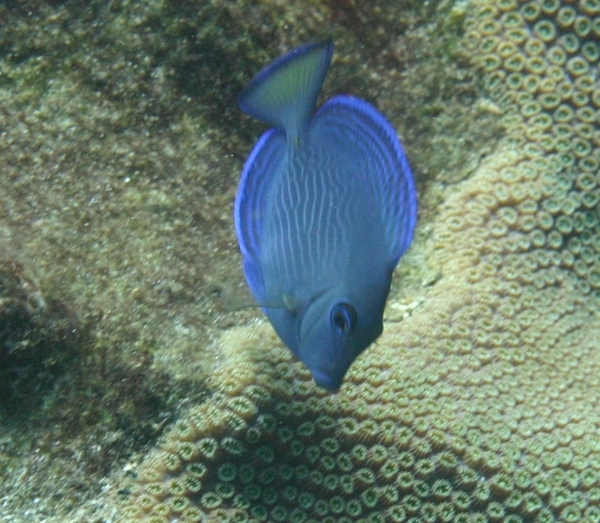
(330, 303, 358, 335)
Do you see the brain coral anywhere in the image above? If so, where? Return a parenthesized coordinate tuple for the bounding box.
(123, 1, 600, 522)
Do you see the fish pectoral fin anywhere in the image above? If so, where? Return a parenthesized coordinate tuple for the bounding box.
(282, 293, 300, 313)
(252, 292, 299, 312)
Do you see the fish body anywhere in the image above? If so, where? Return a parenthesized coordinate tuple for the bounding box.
(235, 41, 417, 390)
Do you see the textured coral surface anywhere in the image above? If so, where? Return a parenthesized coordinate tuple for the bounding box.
(125, 1, 600, 522)
(1, 0, 599, 522)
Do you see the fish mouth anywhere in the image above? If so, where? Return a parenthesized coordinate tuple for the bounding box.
(311, 368, 343, 392)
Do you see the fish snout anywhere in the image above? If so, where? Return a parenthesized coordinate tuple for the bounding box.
(310, 367, 343, 392)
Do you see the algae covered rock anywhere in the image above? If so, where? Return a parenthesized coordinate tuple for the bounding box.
(0, 257, 82, 412)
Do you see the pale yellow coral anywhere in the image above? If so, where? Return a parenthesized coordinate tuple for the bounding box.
(125, 1, 600, 522)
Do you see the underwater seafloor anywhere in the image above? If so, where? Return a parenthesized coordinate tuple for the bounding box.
(0, 0, 599, 522)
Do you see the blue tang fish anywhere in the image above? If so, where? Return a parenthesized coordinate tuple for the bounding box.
(235, 40, 417, 390)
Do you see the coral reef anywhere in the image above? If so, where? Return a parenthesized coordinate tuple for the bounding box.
(2, 0, 599, 521)
(0, 0, 490, 520)
(124, 1, 600, 522)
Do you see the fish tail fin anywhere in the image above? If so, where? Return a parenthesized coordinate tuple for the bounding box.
(238, 40, 333, 141)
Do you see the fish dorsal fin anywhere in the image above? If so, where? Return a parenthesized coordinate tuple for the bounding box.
(238, 41, 333, 142)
